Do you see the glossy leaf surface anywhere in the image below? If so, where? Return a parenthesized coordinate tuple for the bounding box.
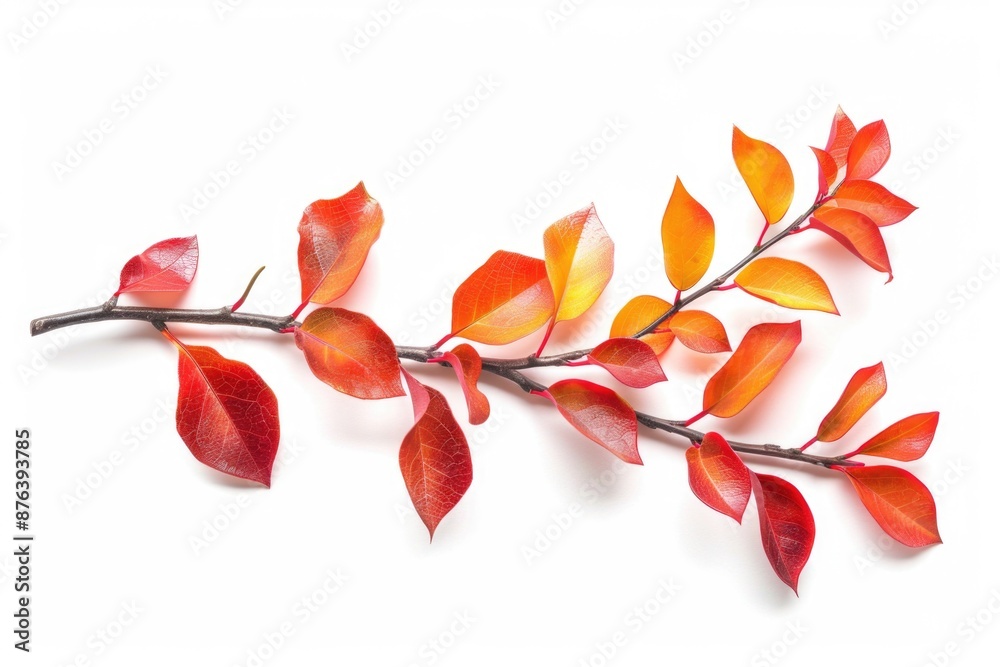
(548, 379, 641, 464)
(610, 295, 675, 354)
(827, 180, 916, 227)
(543, 203, 614, 323)
(437, 344, 490, 425)
(846, 121, 890, 180)
(686, 432, 750, 522)
(841, 466, 941, 547)
(661, 177, 715, 291)
(116, 236, 199, 295)
(824, 106, 857, 169)
(847, 412, 940, 461)
(816, 362, 886, 442)
(810, 147, 838, 197)
(735, 257, 839, 314)
(811, 207, 893, 280)
(751, 472, 815, 594)
(588, 338, 667, 388)
(732, 127, 794, 224)
(668, 310, 731, 353)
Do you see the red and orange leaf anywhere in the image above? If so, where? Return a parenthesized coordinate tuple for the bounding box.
(846, 120, 891, 180)
(548, 379, 641, 464)
(294, 307, 404, 400)
(751, 472, 815, 594)
(816, 362, 887, 442)
(810, 147, 838, 197)
(686, 432, 750, 523)
(544, 203, 614, 324)
(828, 180, 917, 227)
(811, 206, 893, 280)
(588, 338, 667, 388)
(164, 333, 279, 487)
(661, 177, 715, 291)
(610, 295, 675, 354)
(841, 466, 941, 547)
(846, 412, 940, 461)
(437, 344, 490, 425)
(703, 321, 802, 418)
(450, 251, 554, 345)
(667, 310, 731, 353)
(116, 236, 198, 295)
(735, 257, 839, 314)
(824, 106, 857, 169)
(399, 370, 473, 540)
(732, 126, 794, 225)
(297, 181, 383, 305)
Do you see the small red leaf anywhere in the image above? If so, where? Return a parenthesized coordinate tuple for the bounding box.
(667, 310, 731, 353)
(824, 106, 857, 169)
(829, 180, 917, 227)
(841, 466, 942, 547)
(588, 338, 667, 388)
(811, 206, 893, 281)
(810, 147, 838, 197)
(686, 432, 750, 522)
(548, 379, 641, 464)
(399, 370, 473, 540)
(116, 236, 198, 295)
(437, 344, 490, 425)
(816, 362, 887, 442)
(846, 120, 891, 180)
(847, 412, 940, 461)
(751, 472, 815, 594)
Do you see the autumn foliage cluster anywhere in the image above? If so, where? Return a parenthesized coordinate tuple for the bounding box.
(31, 107, 940, 593)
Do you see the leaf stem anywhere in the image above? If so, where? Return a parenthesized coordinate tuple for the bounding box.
(231, 266, 266, 312)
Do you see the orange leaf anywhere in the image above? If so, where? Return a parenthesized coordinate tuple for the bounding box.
(824, 106, 857, 169)
(732, 126, 794, 225)
(294, 307, 404, 400)
(816, 362, 886, 442)
(450, 251, 554, 345)
(543, 203, 614, 324)
(610, 295, 675, 355)
(588, 338, 667, 388)
(846, 412, 939, 461)
(811, 206, 893, 281)
(686, 432, 750, 523)
(735, 257, 839, 314)
(703, 321, 801, 418)
(846, 120, 891, 180)
(751, 472, 815, 594)
(437, 344, 490, 425)
(841, 466, 941, 547)
(399, 370, 473, 540)
(667, 310, 731, 353)
(297, 181, 383, 305)
(661, 177, 715, 291)
(547, 379, 641, 464)
(829, 180, 916, 227)
(810, 147, 838, 197)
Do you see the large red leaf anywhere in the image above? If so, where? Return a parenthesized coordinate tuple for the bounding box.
(751, 472, 815, 594)
(846, 412, 940, 461)
(667, 310, 731, 353)
(297, 181, 383, 306)
(732, 127, 794, 225)
(828, 180, 916, 227)
(824, 106, 857, 170)
(436, 344, 490, 425)
(846, 120, 891, 180)
(686, 432, 750, 522)
(588, 338, 667, 388)
(399, 370, 473, 540)
(163, 331, 279, 487)
(811, 207, 893, 281)
(840, 466, 941, 547)
(116, 236, 198, 295)
(816, 362, 887, 442)
(294, 307, 404, 400)
(547, 379, 641, 464)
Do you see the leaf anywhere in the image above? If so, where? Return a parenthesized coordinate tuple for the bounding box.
(164, 334, 280, 487)
(399, 370, 473, 540)
(116, 236, 198, 295)
(827, 180, 917, 227)
(703, 321, 802, 418)
(824, 106, 857, 169)
(297, 181, 384, 305)
(610, 295, 675, 354)
(735, 257, 839, 314)
(547, 379, 641, 464)
(543, 203, 615, 325)
(810, 147, 838, 197)
(847, 412, 940, 461)
(450, 251, 554, 345)
(588, 338, 667, 388)
(437, 344, 490, 425)
(841, 466, 942, 547)
(686, 432, 750, 523)
(661, 177, 715, 291)
(816, 362, 887, 442)
(294, 307, 404, 400)
(732, 126, 794, 225)
(846, 120, 891, 180)
(667, 310, 731, 353)
(811, 206, 893, 281)
(751, 472, 816, 594)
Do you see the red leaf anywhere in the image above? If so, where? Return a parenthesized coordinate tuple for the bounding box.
(811, 206, 893, 281)
(846, 412, 940, 461)
(588, 338, 667, 388)
(437, 344, 490, 425)
(810, 147, 838, 197)
(841, 466, 942, 547)
(816, 362, 887, 442)
(667, 310, 731, 353)
(829, 180, 917, 227)
(846, 120, 891, 180)
(751, 472, 815, 594)
(686, 432, 750, 522)
(163, 331, 279, 487)
(399, 370, 473, 540)
(297, 181, 383, 305)
(547, 379, 641, 464)
(116, 236, 198, 295)
(824, 106, 857, 169)
(294, 307, 404, 400)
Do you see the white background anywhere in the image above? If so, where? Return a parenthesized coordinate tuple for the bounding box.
(3, 1, 998, 665)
